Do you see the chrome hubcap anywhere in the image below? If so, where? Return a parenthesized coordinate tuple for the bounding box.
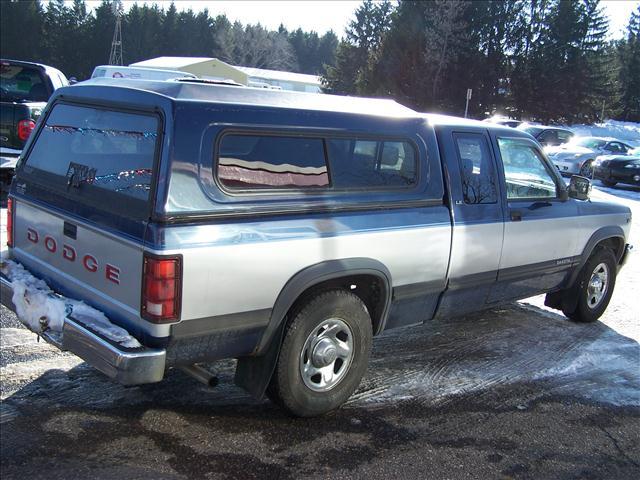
(587, 262, 609, 309)
(300, 318, 353, 392)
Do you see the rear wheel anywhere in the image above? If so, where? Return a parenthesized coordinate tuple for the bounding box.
(562, 247, 617, 323)
(267, 290, 372, 417)
(579, 160, 594, 177)
(601, 179, 617, 187)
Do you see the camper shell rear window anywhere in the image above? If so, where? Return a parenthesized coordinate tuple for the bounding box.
(20, 102, 161, 219)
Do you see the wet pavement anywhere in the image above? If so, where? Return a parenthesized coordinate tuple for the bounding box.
(1, 187, 639, 479)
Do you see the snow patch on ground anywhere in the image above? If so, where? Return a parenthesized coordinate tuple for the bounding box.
(568, 120, 640, 146)
(593, 183, 640, 201)
(0, 260, 141, 349)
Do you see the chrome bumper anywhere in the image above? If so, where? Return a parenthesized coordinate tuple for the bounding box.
(0, 273, 166, 385)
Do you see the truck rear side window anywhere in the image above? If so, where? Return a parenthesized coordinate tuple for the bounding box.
(218, 134, 328, 189)
(453, 133, 498, 204)
(216, 134, 417, 192)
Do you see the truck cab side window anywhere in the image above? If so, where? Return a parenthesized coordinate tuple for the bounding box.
(498, 138, 557, 200)
(453, 133, 498, 204)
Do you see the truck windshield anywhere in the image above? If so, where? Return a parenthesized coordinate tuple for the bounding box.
(21, 103, 159, 218)
(0, 63, 49, 102)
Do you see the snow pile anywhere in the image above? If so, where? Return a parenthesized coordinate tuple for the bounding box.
(0, 260, 141, 349)
(569, 120, 640, 147)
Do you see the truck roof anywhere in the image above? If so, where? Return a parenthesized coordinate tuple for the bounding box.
(64, 78, 422, 118)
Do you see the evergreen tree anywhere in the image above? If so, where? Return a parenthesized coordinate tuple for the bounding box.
(618, 6, 640, 121)
(0, 0, 44, 62)
(323, 0, 393, 94)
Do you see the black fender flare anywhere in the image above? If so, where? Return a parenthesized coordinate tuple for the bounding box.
(234, 258, 392, 399)
(568, 226, 625, 287)
(547, 226, 626, 313)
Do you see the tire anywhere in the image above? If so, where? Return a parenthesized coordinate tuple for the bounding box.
(579, 160, 594, 177)
(562, 247, 617, 323)
(267, 289, 373, 417)
(601, 179, 617, 187)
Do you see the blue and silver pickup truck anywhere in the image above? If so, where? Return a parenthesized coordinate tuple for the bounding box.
(1, 79, 633, 416)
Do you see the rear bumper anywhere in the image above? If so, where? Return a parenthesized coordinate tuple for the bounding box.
(1, 271, 166, 385)
(1, 147, 21, 170)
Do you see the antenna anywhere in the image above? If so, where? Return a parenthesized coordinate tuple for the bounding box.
(108, 0, 124, 66)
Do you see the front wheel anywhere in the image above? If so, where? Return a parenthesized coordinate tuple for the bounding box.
(267, 290, 372, 417)
(563, 247, 617, 323)
(579, 160, 594, 177)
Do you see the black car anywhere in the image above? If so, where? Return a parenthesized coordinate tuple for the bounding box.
(517, 124, 574, 147)
(593, 154, 640, 187)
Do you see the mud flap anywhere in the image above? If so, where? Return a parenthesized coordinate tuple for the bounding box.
(234, 322, 286, 399)
(544, 283, 580, 314)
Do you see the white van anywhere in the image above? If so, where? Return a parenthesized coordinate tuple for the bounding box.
(90, 65, 196, 81)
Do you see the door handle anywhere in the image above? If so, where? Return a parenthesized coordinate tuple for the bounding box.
(510, 210, 522, 221)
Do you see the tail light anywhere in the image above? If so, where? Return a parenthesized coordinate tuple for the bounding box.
(6, 198, 13, 247)
(141, 253, 182, 323)
(17, 119, 36, 141)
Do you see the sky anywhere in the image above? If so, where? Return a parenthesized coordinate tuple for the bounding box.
(78, 0, 639, 39)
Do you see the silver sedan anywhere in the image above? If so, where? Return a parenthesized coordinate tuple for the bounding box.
(547, 137, 634, 176)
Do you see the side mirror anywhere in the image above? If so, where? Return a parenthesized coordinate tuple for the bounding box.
(568, 175, 591, 201)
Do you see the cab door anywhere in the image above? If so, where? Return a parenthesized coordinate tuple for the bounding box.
(435, 127, 505, 318)
(488, 136, 580, 303)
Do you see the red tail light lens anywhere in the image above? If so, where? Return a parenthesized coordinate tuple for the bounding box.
(17, 119, 36, 141)
(6, 198, 13, 247)
(141, 254, 182, 323)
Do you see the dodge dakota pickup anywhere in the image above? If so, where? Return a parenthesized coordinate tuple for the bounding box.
(1, 79, 632, 416)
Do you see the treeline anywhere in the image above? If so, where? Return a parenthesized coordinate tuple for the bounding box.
(325, 0, 640, 123)
(1, 0, 639, 124)
(0, 0, 338, 79)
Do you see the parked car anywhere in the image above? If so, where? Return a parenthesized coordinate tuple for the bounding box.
(547, 136, 634, 177)
(483, 116, 522, 128)
(1, 59, 68, 189)
(1, 79, 632, 417)
(517, 124, 575, 148)
(593, 151, 640, 187)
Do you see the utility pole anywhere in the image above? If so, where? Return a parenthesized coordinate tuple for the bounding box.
(464, 88, 472, 118)
(601, 99, 606, 122)
(109, 0, 124, 66)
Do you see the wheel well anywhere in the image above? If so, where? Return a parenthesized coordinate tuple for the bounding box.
(287, 274, 387, 335)
(595, 237, 624, 262)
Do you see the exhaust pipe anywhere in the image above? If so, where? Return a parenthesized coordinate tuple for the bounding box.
(180, 364, 219, 388)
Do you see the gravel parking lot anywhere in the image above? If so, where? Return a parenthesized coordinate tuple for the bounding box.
(1, 186, 639, 479)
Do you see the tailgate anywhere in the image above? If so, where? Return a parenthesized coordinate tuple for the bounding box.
(0, 102, 19, 149)
(11, 200, 152, 336)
